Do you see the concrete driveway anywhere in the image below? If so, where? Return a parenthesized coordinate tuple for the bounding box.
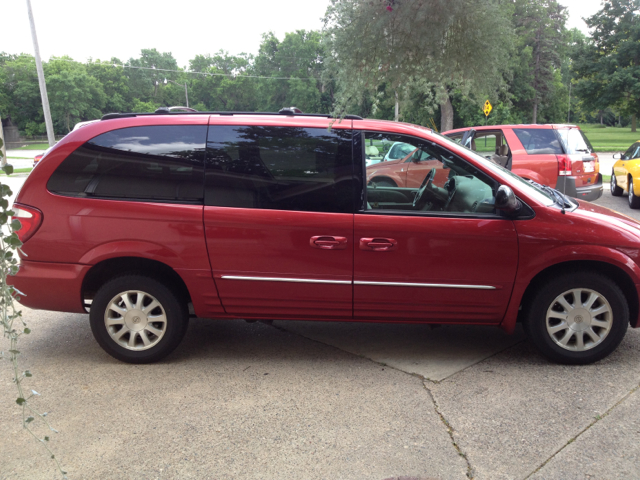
(1, 175, 639, 479)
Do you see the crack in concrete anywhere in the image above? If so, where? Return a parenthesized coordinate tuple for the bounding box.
(523, 383, 640, 479)
(267, 321, 474, 478)
(422, 382, 475, 479)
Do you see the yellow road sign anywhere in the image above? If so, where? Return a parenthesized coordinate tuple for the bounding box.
(483, 100, 492, 117)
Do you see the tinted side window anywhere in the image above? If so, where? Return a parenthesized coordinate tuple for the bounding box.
(205, 126, 355, 213)
(47, 126, 207, 202)
(513, 129, 563, 155)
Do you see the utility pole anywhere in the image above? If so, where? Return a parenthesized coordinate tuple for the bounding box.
(26, 0, 55, 147)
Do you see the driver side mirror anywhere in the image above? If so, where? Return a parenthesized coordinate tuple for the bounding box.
(613, 153, 626, 160)
(495, 185, 521, 215)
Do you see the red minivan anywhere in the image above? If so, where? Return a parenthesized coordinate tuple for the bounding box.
(10, 110, 640, 365)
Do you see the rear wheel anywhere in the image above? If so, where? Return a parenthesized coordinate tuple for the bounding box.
(610, 171, 623, 196)
(523, 272, 628, 364)
(629, 177, 640, 208)
(90, 275, 189, 364)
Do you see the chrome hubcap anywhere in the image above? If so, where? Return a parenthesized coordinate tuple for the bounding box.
(630, 181, 634, 204)
(546, 288, 612, 351)
(104, 290, 167, 351)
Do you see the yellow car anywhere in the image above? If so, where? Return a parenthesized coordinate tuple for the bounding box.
(612, 141, 640, 208)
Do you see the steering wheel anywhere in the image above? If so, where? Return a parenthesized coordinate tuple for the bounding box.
(412, 168, 436, 209)
(443, 177, 457, 211)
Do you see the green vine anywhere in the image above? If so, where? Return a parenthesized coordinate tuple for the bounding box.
(0, 138, 68, 479)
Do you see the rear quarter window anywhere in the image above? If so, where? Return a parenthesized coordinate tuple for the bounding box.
(512, 128, 563, 155)
(47, 125, 207, 203)
(556, 128, 594, 154)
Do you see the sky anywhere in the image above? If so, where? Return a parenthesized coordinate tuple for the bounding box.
(2, 0, 605, 69)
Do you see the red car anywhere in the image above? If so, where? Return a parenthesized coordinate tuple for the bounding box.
(444, 124, 602, 201)
(9, 110, 639, 365)
(367, 124, 602, 201)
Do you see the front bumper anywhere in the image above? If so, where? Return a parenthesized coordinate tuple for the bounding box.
(555, 173, 603, 202)
(9, 260, 89, 313)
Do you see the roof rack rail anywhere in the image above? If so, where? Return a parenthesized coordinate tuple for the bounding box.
(101, 109, 363, 121)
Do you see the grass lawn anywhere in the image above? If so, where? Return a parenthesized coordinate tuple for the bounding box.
(0, 168, 32, 175)
(14, 143, 50, 150)
(579, 124, 640, 152)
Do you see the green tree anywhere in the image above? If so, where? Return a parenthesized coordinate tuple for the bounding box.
(323, 0, 514, 130)
(1, 54, 43, 132)
(254, 30, 328, 113)
(188, 51, 258, 111)
(572, 0, 640, 131)
(511, 0, 569, 123)
(47, 69, 106, 132)
(86, 58, 131, 113)
(126, 49, 180, 104)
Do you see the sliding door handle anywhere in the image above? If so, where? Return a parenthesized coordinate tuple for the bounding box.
(310, 236, 348, 250)
(359, 237, 398, 251)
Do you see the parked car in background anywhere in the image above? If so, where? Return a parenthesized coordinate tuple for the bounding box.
(442, 124, 603, 201)
(9, 109, 640, 366)
(611, 141, 640, 208)
(33, 153, 43, 167)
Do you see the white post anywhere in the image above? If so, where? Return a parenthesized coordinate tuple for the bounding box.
(26, 0, 55, 147)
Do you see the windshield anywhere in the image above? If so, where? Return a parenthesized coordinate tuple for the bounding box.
(556, 128, 593, 154)
(433, 131, 555, 206)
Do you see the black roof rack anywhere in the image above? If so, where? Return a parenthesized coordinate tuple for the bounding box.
(101, 108, 363, 121)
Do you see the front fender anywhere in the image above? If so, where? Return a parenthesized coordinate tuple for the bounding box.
(501, 244, 640, 333)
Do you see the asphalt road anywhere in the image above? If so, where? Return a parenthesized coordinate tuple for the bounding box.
(1, 169, 639, 480)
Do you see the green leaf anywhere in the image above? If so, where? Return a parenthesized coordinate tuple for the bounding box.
(24, 370, 32, 377)
(0, 183, 11, 196)
(23, 327, 31, 334)
(25, 416, 34, 423)
(2, 164, 13, 176)
(9, 349, 20, 354)
(7, 234, 22, 247)
(16, 397, 25, 405)
(44, 436, 50, 441)
(11, 219, 21, 232)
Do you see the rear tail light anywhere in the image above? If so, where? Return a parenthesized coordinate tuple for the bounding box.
(11, 204, 43, 243)
(558, 155, 572, 176)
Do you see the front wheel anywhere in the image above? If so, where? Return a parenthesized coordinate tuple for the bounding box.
(523, 272, 628, 364)
(90, 275, 189, 364)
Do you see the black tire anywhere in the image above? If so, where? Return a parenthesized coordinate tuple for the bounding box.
(90, 275, 189, 364)
(371, 178, 396, 188)
(629, 177, 640, 208)
(523, 272, 628, 365)
(610, 171, 623, 196)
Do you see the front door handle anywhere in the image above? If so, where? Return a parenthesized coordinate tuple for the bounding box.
(310, 236, 348, 250)
(359, 237, 398, 251)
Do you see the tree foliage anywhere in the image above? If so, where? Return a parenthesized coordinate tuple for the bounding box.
(322, 0, 514, 129)
(572, 0, 640, 129)
(512, 0, 568, 123)
(0, 3, 635, 136)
